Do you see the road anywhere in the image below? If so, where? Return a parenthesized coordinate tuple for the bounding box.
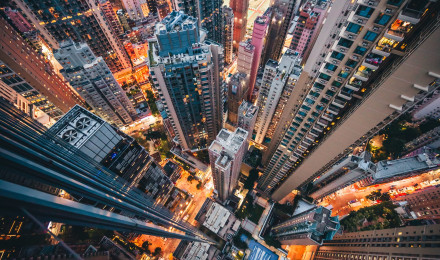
(320, 169, 440, 217)
(121, 115, 160, 135)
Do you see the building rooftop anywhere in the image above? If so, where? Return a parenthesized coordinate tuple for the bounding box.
(239, 101, 258, 119)
(209, 128, 248, 156)
(155, 11, 197, 35)
(248, 240, 279, 260)
(373, 153, 439, 180)
(203, 202, 231, 234)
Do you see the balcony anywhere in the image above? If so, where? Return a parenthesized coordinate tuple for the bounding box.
(305, 135, 315, 143)
(354, 70, 370, 81)
(317, 118, 329, 127)
(348, 12, 367, 25)
(327, 105, 341, 115)
(322, 113, 334, 121)
(338, 89, 353, 100)
(372, 46, 391, 57)
(398, 8, 423, 24)
(384, 29, 404, 42)
(386, 0, 403, 8)
(332, 98, 346, 108)
(358, 0, 378, 7)
(362, 60, 379, 70)
(313, 124, 324, 132)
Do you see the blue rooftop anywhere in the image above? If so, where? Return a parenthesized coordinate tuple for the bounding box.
(248, 240, 279, 260)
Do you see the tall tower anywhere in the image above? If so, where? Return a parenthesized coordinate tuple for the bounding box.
(261, 7, 284, 66)
(0, 17, 84, 120)
(260, 0, 440, 200)
(237, 40, 255, 81)
(172, 0, 224, 43)
(55, 41, 136, 127)
(230, 0, 249, 52)
(14, 0, 131, 72)
(100, 0, 125, 37)
(208, 128, 248, 202)
(122, 0, 147, 20)
(222, 6, 234, 65)
(149, 11, 224, 151)
(227, 73, 248, 126)
(271, 206, 339, 245)
(254, 50, 302, 145)
(0, 100, 210, 243)
(248, 15, 269, 100)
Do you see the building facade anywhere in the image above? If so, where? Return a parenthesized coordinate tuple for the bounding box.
(254, 50, 302, 145)
(222, 6, 234, 65)
(209, 128, 248, 202)
(271, 206, 339, 245)
(261, 0, 440, 199)
(14, 0, 131, 72)
(150, 11, 224, 151)
(55, 41, 136, 127)
(100, 0, 125, 38)
(227, 73, 248, 126)
(237, 101, 258, 141)
(237, 40, 255, 82)
(396, 185, 440, 220)
(0, 17, 84, 120)
(230, 0, 249, 52)
(314, 224, 440, 260)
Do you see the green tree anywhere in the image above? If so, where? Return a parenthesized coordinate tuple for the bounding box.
(153, 247, 162, 256)
(243, 169, 259, 190)
(196, 181, 202, 189)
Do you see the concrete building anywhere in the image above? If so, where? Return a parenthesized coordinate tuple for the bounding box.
(3, 7, 33, 33)
(14, 0, 131, 73)
(227, 73, 248, 126)
(230, 0, 249, 52)
(260, 0, 440, 199)
(271, 206, 340, 245)
(412, 92, 440, 120)
(254, 50, 302, 145)
(314, 224, 440, 260)
(222, 6, 235, 65)
(209, 128, 248, 202)
(396, 185, 440, 220)
(289, 1, 329, 59)
(261, 0, 300, 64)
(150, 11, 224, 151)
(122, 0, 147, 20)
(117, 9, 132, 32)
(172, 0, 224, 43)
(237, 40, 255, 79)
(100, 0, 125, 37)
(55, 41, 136, 127)
(248, 15, 269, 100)
(156, 0, 171, 20)
(0, 17, 84, 120)
(238, 101, 259, 141)
(309, 152, 376, 200)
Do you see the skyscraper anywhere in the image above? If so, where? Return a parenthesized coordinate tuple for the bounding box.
(0, 100, 210, 243)
(222, 6, 234, 65)
(172, 0, 224, 43)
(117, 9, 132, 32)
(261, 0, 299, 64)
(271, 206, 339, 245)
(314, 224, 440, 259)
(237, 40, 255, 81)
(100, 0, 125, 38)
(230, 0, 249, 52)
(260, 7, 284, 67)
(237, 101, 258, 141)
(13, 0, 131, 72)
(248, 15, 269, 100)
(149, 11, 224, 151)
(208, 128, 248, 202)
(55, 41, 136, 127)
(261, 0, 440, 200)
(227, 73, 248, 126)
(122, 0, 147, 20)
(254, 50, 302, 145)
(0, 17, 85, 120)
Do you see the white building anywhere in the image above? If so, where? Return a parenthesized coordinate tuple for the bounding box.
(209, 128, 248, 202)
(55, 41, 136, 127)
(412, 93, 440, 120)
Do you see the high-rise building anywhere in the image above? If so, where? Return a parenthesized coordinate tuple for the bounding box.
(237, 40, 255, 81)
(227, 73, 248, 126)
(222, 6, 234, 65)
(100, 0, 125, 38)
(261, 0, 299, 64)
(237, 101, 258, 141)
(208, 128, 248, 202)
(0, 17, 84, 120)
(254, 50, 302, 145)
(149, 11, 224, 151)
(396, 185, 440, 220)
(314, 224, 440, 260)
(157, 0, 171, 20)
(55, 41, 136, 127)
(122, 0, 147, 20)
(289, 1, 329, 59)
(117, 9, 132, 32)
(270, 206, 340, 245)
(0, 100, 210, 243)
(3, 7, 33, 33)
(261, 0, 440, 200)
(13, 0, 131, 72)
(230, 0, 249, 52)
(248, 15, 269, 100)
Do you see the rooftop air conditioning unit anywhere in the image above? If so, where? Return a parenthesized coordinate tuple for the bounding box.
(357, 19, 363, 23)
(362, 42, 368, 47)
(348, 34, 353, 39)
(385, 8, 392, 14)
(368, 1, 375, 6)
(332, 60, 338, 64)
